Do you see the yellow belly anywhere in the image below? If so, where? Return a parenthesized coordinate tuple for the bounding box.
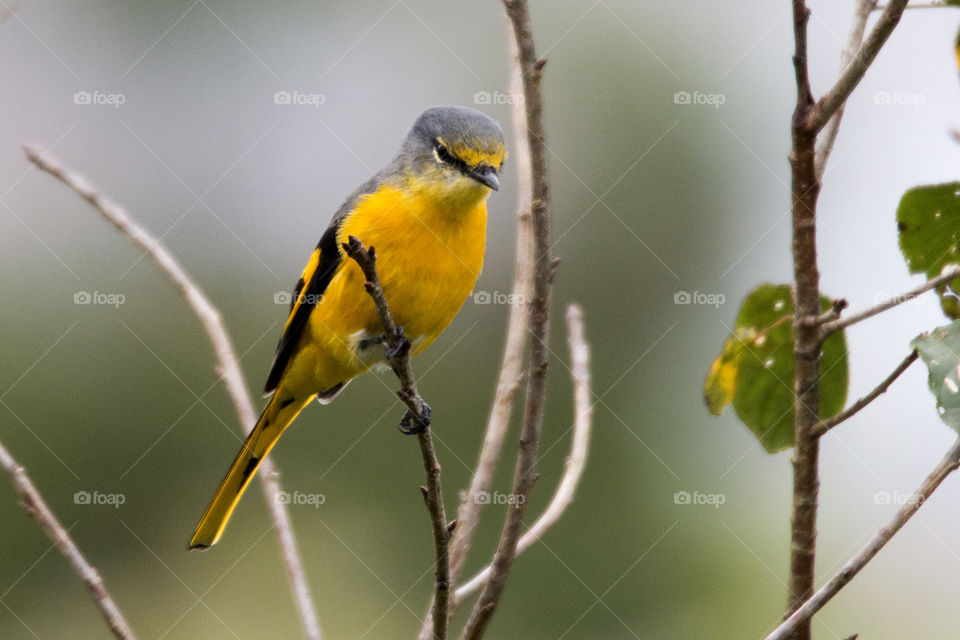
(281, 184, 487, 395)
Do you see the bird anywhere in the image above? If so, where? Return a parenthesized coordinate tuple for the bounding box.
(189, 106, 505, 549)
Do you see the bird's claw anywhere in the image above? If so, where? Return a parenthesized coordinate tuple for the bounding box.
(360, 327, 411, 359)
(399, 401, 431, 435)
(384, 326, 410, 359)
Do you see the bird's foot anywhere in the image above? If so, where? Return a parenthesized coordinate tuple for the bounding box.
(384, 326, 410, 359)
(399, 400, 431, 435)
(359, 326, 410, 360)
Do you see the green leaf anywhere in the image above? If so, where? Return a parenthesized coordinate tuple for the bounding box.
(912, 321, 960, 431)
(706, 284, 850, 453)
(897, 182, 960, 318)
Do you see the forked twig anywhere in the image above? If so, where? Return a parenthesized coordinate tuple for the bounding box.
(459, 0, 554, 636)
(455, 304, 592, 601)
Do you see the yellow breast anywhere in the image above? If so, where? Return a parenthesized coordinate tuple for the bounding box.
(292, 182, 487, 391)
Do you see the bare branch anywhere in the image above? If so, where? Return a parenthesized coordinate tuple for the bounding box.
(0, 439, 136, 640)
(820, 265, 960, 334)
(340, 237, 431, 428)
(811, 349, 918, 437)
(780, 0, 915, 636)
(806, 0, 909, 132)
(814, 0, 877, 180)
(787, 2, 823, 638)
(876, 1, 948, 8)
(22, 145, 323, 640)
(765, 438, 960, 640)
(341, 236, 450, 640)
(456, 304, 592, 602)
(459, 0, 553, 635)
(414, 22, 537, 639)
(448, 16, 534, 583)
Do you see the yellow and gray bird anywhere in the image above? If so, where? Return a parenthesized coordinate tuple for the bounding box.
(190, 106, 505, 549)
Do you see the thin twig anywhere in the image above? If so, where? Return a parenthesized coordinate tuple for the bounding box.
(456, 304, 591, 602)
(22, 145, 323, 640)
(340, 236, 431, 428)
(814, 0, 877, 180)
(820, 266, 960, 335)
(765, 438, 960, 640)
(459, 0, 553, 636)
(875, 1, 947, 9)
(417, 21, 537, 638)
(341, 236, 450, 640)
(806, 0, 910, 132)
(0, 439, 136, 639)
(811, 349, 918, 437)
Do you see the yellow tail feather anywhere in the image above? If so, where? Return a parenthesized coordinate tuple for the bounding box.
(189, 391, 315, 549)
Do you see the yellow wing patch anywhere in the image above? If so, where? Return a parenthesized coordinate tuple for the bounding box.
(282, 247, 321, 337)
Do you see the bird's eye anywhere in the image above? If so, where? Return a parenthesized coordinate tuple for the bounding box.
(435, 140, 453, 164)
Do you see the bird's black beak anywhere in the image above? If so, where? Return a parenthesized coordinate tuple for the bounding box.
(469, 164, 499, 191)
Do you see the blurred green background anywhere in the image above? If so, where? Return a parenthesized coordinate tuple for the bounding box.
(3, 1, 960, 638)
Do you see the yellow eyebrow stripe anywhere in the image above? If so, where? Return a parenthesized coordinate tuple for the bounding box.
(436, 136, 506, 168)
(452, 144, 506, 168)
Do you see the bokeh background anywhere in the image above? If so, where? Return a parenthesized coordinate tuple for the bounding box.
(2, 1, 960, 638)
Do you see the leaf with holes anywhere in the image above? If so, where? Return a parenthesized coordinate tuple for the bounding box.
(897, 182, 960, 318)
(706, 284, 849, 453)
(912, 321, 960, 431)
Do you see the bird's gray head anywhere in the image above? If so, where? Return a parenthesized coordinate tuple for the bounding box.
(396, 106, 506, 197)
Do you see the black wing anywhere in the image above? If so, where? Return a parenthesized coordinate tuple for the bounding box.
(263, 174, 384, 395)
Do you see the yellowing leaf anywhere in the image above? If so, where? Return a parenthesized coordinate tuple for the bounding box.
(706, 284, 849, 453)
(704, 328, 756, 415)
